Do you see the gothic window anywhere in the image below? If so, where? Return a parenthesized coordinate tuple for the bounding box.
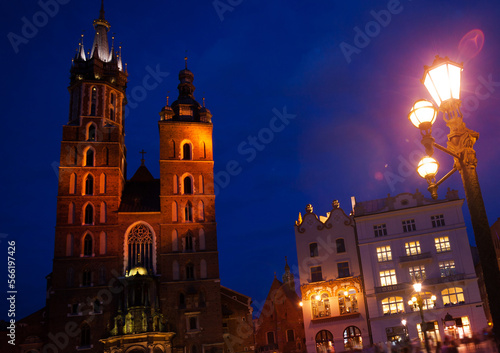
(173, 260, 179, 280)
(182, 143, 192, 160)
(82, 269, 91, 287)
(100, 173, 106, 193)
(200, 259, 207, 278)
(287, 329, 295, 342)
(186, 263, 194, 280)
(310, 243, 318, 257)
(69, 173, 77, 194)
(185, 233, 194, 251)
(202, 141, 206, 158)
(66, 233, 74, 256)
(338, 289, 358, 314)
(127, 223, 153, 271)
(311, 293, 330, 318)
(68, 202, 75, 224)
(110, 93, 116, 121)
(85, 148, 94, 167)
(100, 202, 106, 223)
(172, 230, 178, 251)
(179, 293, 185, 307)
(183, 176, 193, 194)
(83, 234, 93, 256)
(336, 238, 346, 253)
(199, 229, 206, 250)
(343, 326, 362, 351)
(99, 231, 106, 255)
(173, 174, 178, 194)
(90, 86, 97, 116)
(84, 174, 94, 195)
(80, 323, 91, 347)
(198, 200, 204, 221)
(199, 175, 204, 193)
(84, 203, 94, 225)
(185, 202, 193, 222)
(87, 124, 96, 141)
(73, 146, 78, 165)
(172, 201, 178, 222)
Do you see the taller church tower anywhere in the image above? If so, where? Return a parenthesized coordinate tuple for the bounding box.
(20, 3, 229, 353)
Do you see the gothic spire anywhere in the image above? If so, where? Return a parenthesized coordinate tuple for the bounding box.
(91, 0, 111, 62)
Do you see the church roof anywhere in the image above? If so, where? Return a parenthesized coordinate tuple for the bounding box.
(119, 165, 160, 212)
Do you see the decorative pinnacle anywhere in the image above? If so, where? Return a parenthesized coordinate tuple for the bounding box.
(184, 56, 188, 69)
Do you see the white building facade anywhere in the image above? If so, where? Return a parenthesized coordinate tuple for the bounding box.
(354, 190, 488, 345)
(295, 201, 370, 353)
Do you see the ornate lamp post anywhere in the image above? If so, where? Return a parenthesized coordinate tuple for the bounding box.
(408, 56, 500, 344)
(408, 283, 436, 353)
(401, 319, 408, 342)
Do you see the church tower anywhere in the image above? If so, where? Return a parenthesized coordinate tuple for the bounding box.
(157, 61, 225, 353)
(47, 2, 129, 351)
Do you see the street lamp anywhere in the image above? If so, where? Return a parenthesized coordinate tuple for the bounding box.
(401, 319, 408, 342)
(408, 283, 436, 353)
(408, 55, 500, 346)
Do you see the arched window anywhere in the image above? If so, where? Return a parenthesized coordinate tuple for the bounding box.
(110, 93, 116, 121)
(69, 173, 77, 194)
(315, 330, 333, 353)
(185, 233, 194, 252)
(412, 292, 435, 310)
(173, 175, 179, 194)
(381, 296, 404, 315)
(127, 223, 153, 271)
(311, 293, 330, 318)
(87, 124, 96, 141)
(80, 323, 91, 347)
(442, 287, 464, 306)
(99, 231, 106, 255)
(202, 141, 206, 158)
(199, 229, 205, 250)
(90, 86, 97, 116)
(182, 143, 192, 160)
(84, 204, 94, 225)
(82, 269, 91, 287)
(172, 230, 179, 251)
(84, 174, 94, 195)
(68, 202, 75, 224)
(85, 148, 94, 167)
(199, 175, 204, 193)
(186, 263, 194, 280)
(66, 233, 74, 256)
(100, 202, 106, 223)
(338, 289, 358, 314)
(200, 259, 207, 278)
(185, 202, 193, 222)
(183, 176, 193, 194)
(172, 201, 178, 222)
(173, 260, 179, 280)
(336, 238, 346, 253)
(343, 326, 362, 351)
(198, 201, 204, 221)
(100, 173, 106, 193)
(73, 146, 78, 165)
(83, 234, 93, 256)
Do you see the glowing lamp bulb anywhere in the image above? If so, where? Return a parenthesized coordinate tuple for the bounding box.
(413, 282, 422, 292)
(315, 295, 320, 301)
(417, 157, 439, 179)
(423, 56, 463, 107)
(408, 99, 437, 129)
(431, 295, 437, 301)
(401, 319, 407, 326)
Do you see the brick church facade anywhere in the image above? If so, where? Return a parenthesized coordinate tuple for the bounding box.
(15, 3, 253, 353)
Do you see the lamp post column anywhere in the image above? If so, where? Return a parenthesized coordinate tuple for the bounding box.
(417, 296, 431, 353)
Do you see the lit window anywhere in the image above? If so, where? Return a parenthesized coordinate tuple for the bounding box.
(336, 238, 346, 253)
(435, 236, 451, 252)
(409, 265, 426, 282)
(376, 246, 392, 262)
(405, 241, 421, 256)
(311, 293, 330, 318)
(411, 292, 435, 310)
(311, 266, 322, 282)
(310, 243, 318, 257)
(83, 234, 93, 256)
(343, 326, 362, 351)
(381, 297, 404, 315)
(110, 93, 116, 121)
(402, 219, 416, 232)
(380, 269, 397, 286)
(337, 262, 350, 278)
(442, 287, 464, 306)
(315, 331, 333, 353)
(439, 260, 456, 277)
(374, 224, 387, 237)
(431, 214, 445, 228)
(338, 289, 358, 314)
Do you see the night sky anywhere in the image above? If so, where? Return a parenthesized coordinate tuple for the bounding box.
(2, 0, 500, 320)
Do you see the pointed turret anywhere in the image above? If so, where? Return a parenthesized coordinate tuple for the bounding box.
(282, 256, 295, 290)
(90, 0, 111, 62)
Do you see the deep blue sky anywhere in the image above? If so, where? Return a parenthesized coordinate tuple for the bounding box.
(1, 0, 500, 319)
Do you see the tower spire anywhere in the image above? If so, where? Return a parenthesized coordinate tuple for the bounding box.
(91, 0, 111, 62)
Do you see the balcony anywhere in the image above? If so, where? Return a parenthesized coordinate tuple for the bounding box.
(399, 251, 432, 265)
(425, 273, 466, 285)
(375, 283, 410, 294)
